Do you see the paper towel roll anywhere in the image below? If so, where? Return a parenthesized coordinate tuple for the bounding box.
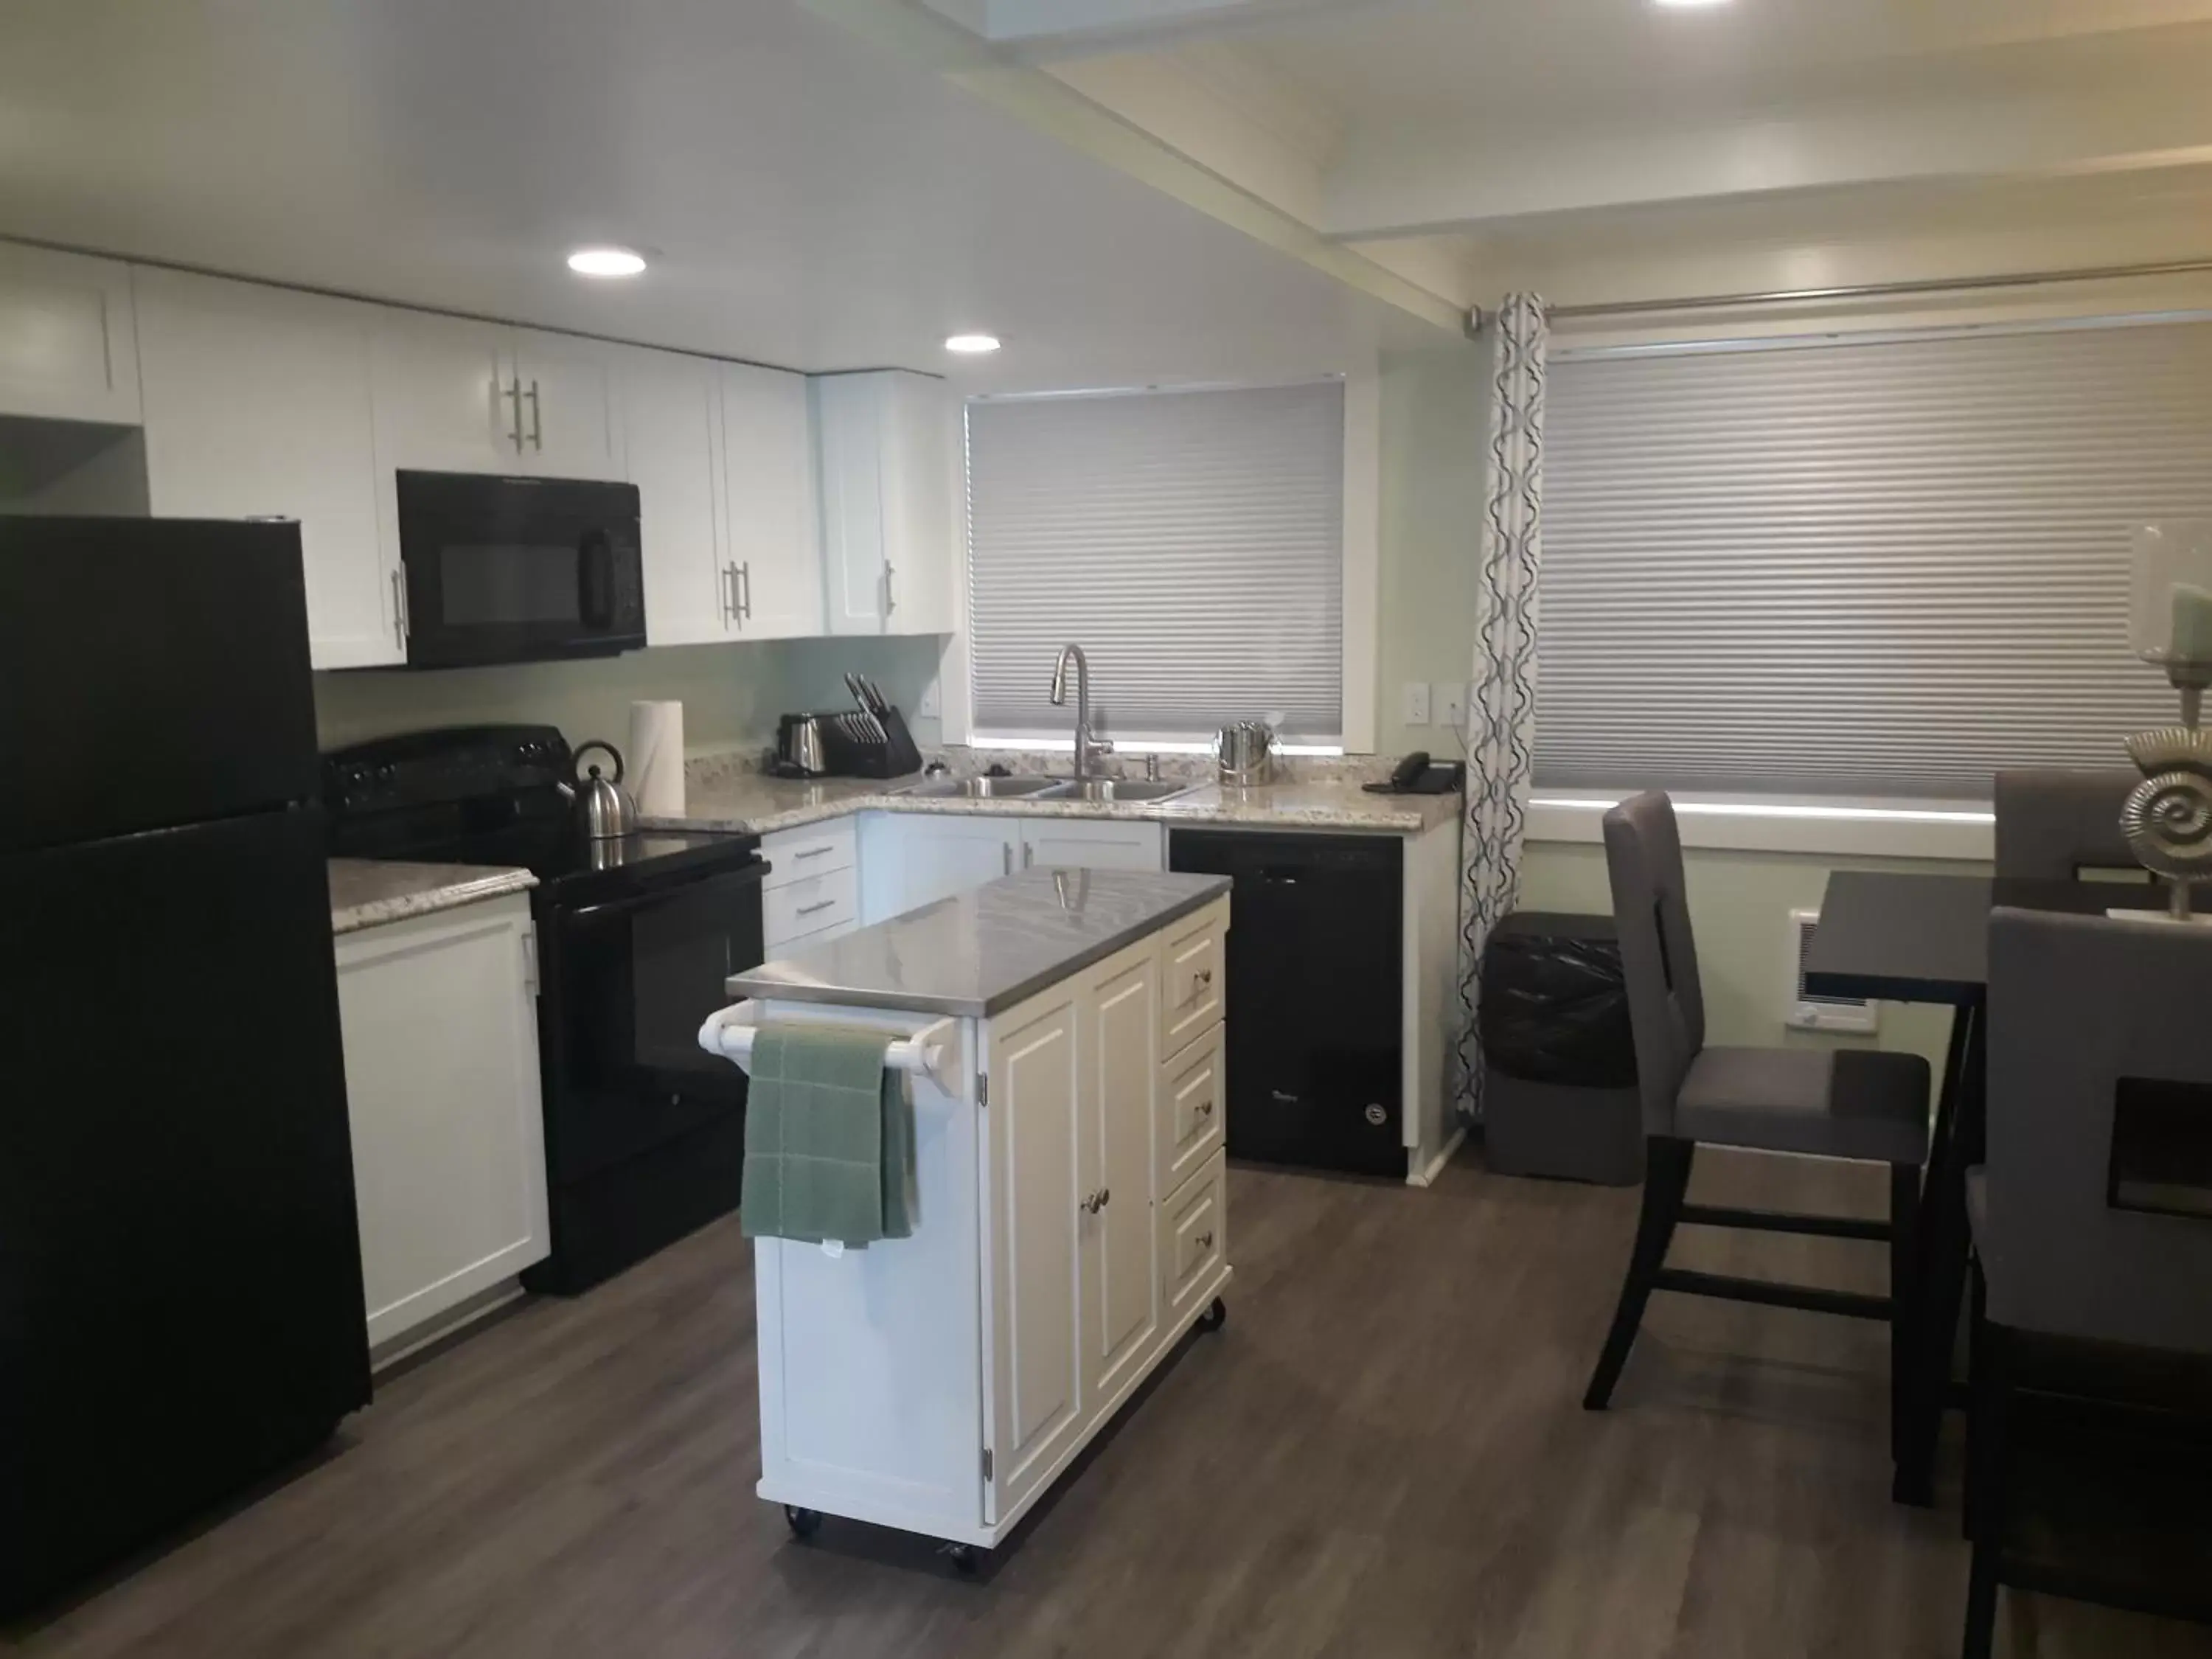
(628, 700, 685, 818)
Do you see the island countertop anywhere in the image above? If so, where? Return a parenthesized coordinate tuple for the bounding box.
(726, 868, 1232, 1018)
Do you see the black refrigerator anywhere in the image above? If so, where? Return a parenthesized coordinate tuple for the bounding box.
(0, 518, 370, 1615)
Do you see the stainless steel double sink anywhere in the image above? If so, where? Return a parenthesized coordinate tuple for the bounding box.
(894, 774, 1199, 804)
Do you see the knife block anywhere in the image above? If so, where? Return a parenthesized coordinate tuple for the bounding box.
(822, 705, 923, 779)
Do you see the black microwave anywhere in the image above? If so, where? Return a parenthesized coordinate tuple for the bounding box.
(395, 470, 644, 668)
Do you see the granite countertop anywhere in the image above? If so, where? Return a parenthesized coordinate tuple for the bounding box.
(727, 869, 1233, 1018)
(653, 773, 1457, 839)
(328, 858, 538, 936)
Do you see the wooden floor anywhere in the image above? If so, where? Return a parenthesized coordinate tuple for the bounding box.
(11, 1147, 2208, 1659)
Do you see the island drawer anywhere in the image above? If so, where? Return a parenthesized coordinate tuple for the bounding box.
(762, 866, 858, 953)
(1159, 898, 1228, 1058)
(1159, 1022, 1225, 1194)
(1161, 1149, 1227, 1328)
(759, 819, 857, 893)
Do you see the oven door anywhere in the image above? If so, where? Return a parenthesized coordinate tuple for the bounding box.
(397, 470, 644, 667)
(539, 860, 766, 1183)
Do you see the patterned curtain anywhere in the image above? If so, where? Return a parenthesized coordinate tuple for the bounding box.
(1455, 293, 1548, 1118)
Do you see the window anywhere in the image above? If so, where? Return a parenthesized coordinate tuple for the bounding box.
(964, 380, 1346, 745)
(1540, 319, 2212, 799)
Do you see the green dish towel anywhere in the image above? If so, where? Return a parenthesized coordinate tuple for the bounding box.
(740, 1024, 916, 1247)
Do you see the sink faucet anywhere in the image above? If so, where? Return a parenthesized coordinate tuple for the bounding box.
(1048, 644, 1114, 782)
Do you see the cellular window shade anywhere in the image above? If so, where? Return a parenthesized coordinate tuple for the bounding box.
(967, 381, 1344, 740)
(1540, 321, 2212, 799)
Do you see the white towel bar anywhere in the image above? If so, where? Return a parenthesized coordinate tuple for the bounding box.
(697, 1001, 962, 1096)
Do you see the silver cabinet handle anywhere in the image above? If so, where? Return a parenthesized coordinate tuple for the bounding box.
(389, 569, 408, 650)
(1194, 1230, 1214, 1251)
(1195, 968, 1214, 987)
(1195, 1098, 1214, 1118)
(1003, 843, 1013, 876)
(720, 562, 735, 627)
(793, 845, 835, 860)
(726, 562, 742, 629)
(796, 899, 838, 917)
(504, 378, 525, 451)
(740, 561, 754, 621)
(526, 379, 543, 451)
(883, 562, 897, 616)
(1022, 841, 1034, 869)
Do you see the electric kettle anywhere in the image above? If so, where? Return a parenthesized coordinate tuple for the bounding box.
(563, 739, 640, 839)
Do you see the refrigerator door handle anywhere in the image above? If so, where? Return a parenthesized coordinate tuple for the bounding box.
(389, 569, 408, 651)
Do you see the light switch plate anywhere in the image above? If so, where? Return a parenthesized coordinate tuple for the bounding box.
(1435, 681, 1468, 727)
(917, 676, 942, 719)
(1400, 681, 1431, 726)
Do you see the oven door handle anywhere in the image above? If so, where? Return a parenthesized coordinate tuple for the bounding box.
(559, 864, 767, 927)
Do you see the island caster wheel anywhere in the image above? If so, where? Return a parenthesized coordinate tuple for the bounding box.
(785, 1506, 824, 1540)
(1199, 1296, 1228, 1333)
(944, 1542, 986, 1576)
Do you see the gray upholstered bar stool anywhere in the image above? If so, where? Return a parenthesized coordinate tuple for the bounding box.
(1991, 768, 2138, 880)
(1961, 909, 2212, 1659)
(1582, 792, 1933, 1425)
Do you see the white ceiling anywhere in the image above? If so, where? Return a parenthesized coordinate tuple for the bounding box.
(0, 0, 1437, 389)
(941, 0, 2212, 313)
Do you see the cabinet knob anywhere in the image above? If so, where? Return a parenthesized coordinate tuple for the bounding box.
(1194, 968, 1213, 986)
(1195, 1098, 1214, 1117)
(1194, 1230, 1214, 1251)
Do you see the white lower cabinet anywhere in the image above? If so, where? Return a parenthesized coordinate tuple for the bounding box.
(856, 812, 1022, 924)
(748, 893, 1231, 1552)
(858, 812, 1164, 924)
(1020, 819, 1164, 873)
(334, 895, 549, 1357)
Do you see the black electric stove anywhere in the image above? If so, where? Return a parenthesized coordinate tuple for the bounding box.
(327, 725, 767, 1293)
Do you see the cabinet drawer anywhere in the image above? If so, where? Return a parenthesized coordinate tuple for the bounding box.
(1161, 1150, 1228, 1329)
(760, 818, 857, 891)
(1159, 1022, 1225, 1194)
(763, 865, 858, 951)
(1160, 899, 1227, 1057)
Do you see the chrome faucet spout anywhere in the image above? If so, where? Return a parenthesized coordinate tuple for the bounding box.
(1048, 644, 1110, 782)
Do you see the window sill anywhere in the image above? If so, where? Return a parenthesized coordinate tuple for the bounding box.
(1527, 790, 1994, 863)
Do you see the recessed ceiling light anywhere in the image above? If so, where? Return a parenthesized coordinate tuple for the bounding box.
(945, 333, 1001, 355)
(567, 246, 647, 279)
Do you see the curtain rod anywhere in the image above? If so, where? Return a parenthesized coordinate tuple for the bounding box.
(1469, 257, 2212, 330)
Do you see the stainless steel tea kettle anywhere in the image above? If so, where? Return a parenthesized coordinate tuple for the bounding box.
(562, 739, 639, 839)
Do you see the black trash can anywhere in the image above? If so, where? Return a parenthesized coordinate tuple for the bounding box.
(1480, 911, 1645, 1186)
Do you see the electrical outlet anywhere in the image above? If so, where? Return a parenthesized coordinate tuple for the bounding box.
(1400, 681, 1431, 726)
(917, 676, 942, 719)
(1435, 681, 1468, 727)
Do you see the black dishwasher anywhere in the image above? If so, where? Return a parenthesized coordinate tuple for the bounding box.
(1169, 830, 1404, 1176)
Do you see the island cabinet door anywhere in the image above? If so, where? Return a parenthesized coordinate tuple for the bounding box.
(982, 983, 1085, 1523)
(1077, 942, 1163, 1421)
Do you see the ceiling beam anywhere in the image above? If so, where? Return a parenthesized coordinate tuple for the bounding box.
(810, 0, 1470, 333)
(1319, 68, 2212, 243)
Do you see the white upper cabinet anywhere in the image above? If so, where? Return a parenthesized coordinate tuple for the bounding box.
(621, 350, 820, 646)
(813, 370, 958, 637)
(0, 244, 140, 425)
(622, 346, 728, 647)
(369, 315, 620, 480)
(369, 313, 515, 475)
(719, 362, 821, 639)
(136, 269, 400, 669)
(511, 328, 622, 479)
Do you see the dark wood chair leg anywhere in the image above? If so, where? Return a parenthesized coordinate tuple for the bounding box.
(1888, 1161, 1922, 1465)
(1961, 1315, 2009, 1659)
(1583, 1135, 1694, 1411)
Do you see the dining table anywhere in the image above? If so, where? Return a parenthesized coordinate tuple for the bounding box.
(1801, 869, 2174, 1506)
